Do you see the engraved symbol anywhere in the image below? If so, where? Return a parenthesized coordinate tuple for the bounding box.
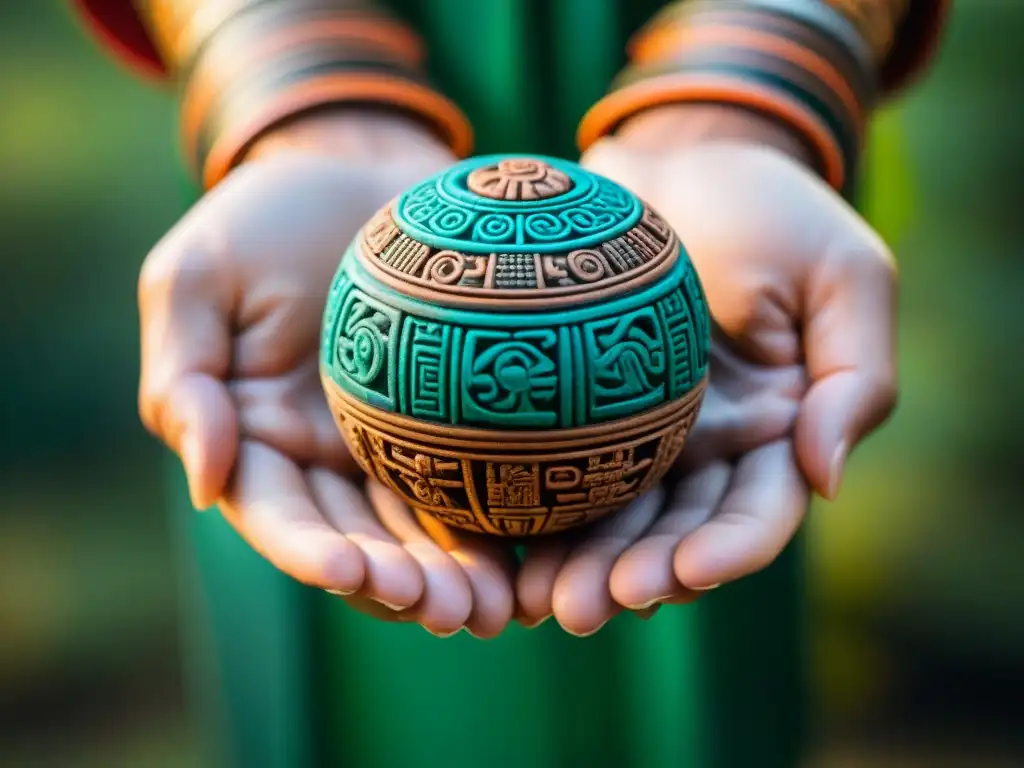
(582, 449, 652, 507)
(566, 249, 610, 282)
(486, 464, 541, 508)
(379, 444, 465, 509)
(586, 308, 667, 420)
(467, 158, 573, 201)
(545, 466, 583, 489)
(462, 330, 559, 427)
(424, 250, 467, 284)
(363, 207, 400, 255)
(336, 299, 389, 385)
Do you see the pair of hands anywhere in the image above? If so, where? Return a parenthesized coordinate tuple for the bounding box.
(139, 106, 896, 638)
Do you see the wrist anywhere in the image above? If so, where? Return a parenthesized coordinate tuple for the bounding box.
(244, 107, 457, 167)
(612, 103, 815, 168)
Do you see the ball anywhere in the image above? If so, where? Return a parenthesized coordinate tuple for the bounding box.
(320, 155, 710, 536)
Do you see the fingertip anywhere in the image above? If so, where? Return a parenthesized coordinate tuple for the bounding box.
(349, 535, 425, 610)
(825, 439, 848, 501)
(175, 375, 239, 509)
(404, 540, 474, 635)
(551, 570, 618, 639)
(672, 442, 808, 589)
(795, 371, 894, 499)
(516, 543, 569, 624)
(264, 528, 366, 593)
(322, 535, 368, 593)
(450, 550, 514, 639)
(672, 535, 737, 591)
(608, 535, 679, 610)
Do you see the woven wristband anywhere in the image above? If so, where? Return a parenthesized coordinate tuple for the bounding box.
(140, 0, 472, 189)
(578, 0, 880, 195)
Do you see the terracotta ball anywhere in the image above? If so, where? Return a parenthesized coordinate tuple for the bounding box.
(320, 155, 710, 536)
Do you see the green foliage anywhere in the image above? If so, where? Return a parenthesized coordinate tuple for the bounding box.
(860, 107, 917, 248)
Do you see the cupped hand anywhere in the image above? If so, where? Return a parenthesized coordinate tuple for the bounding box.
(517, 107, 898, 635)
(138, 112, 515, 636)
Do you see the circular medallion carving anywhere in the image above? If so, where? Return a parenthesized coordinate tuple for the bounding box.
(321, 155, 712, 536)
(391, 154, 644, 255)
(467, 158, 573, 201)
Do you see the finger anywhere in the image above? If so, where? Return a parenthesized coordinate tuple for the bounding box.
(516, 536, 571, 628)
(609, 463, 731, 609)
(414, 510, 516, 639)
(138, 236, 236, 509)
(674, 440, 809, 589)
(219, 441, 365, 592)
(550, 487, 666, 637)
(307, 468, 423, 612)
(365, 481, 473, 636)
(797, 239, 898, 499)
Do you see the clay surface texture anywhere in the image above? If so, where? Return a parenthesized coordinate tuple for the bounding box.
(321, 156, 710, 536)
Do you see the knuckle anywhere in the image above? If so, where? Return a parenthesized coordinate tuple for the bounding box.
(137, 397, 158, 435)
(138, 232, 222, 303)
(136, 380, 162, 435)
(866, 244, 898, 282)
(870, 373, 900, 424)
(831, 243, 897, 284)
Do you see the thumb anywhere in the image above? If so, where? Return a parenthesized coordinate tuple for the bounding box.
(157, 373, 238, 509)
(138, 239, 238, 510)
(794, 240, 898, 500)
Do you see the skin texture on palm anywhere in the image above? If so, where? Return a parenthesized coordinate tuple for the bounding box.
(515, 105, 898, 636)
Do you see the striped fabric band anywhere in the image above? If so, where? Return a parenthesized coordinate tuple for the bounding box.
(577, 0, 946, 196)
(134, 0, 472, 188)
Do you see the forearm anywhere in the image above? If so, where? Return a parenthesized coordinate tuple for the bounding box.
(72, 0, 471, 187)
(579, 0, 950, 195)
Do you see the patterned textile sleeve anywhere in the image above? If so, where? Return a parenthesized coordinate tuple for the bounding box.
(578, 0, 950, 196)
(70, 0, 473, 189)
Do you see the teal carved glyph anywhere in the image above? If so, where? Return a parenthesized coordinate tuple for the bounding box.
(320, 155, 711, 536)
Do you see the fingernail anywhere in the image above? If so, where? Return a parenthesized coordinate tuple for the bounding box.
(827, 440, 848, 500)
(373, 599, 409, 612)
(692, 583, 720, 592)
(625, 595, 674, 611)
(181, 433, 204, 509)
(633, 605, 662, 621)
(521, 614, 552, 629)
(326, 588, 355, 596)
(567, 619, 609, 638)
(425, 627, 460, 638)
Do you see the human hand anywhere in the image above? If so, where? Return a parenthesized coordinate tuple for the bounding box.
(139, 110, 515, 636)
(516, 105, 897, 635)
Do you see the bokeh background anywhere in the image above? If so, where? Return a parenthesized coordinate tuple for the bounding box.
(1, 2, 1021, 766)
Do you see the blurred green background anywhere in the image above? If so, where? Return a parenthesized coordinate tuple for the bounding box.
(0, 2, 1021, 766)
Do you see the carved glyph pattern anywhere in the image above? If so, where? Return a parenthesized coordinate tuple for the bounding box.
(359, 204, 678, 308)
(330, 289, 399, 411)
(327, 381, 705, 536)
(323, 263, 707, 430)
(467, 158, 573, 201)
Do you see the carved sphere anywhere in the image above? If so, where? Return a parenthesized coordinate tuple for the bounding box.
(320, 155, 710, 536)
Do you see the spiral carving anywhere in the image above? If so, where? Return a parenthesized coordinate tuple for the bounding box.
(425, 251, 466, 285)
(566, 250, 609, 283)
